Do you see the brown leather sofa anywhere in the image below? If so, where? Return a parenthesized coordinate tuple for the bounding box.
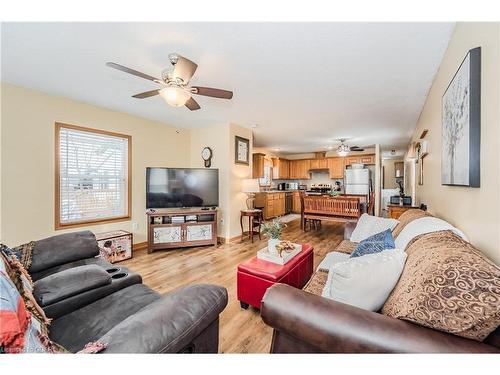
(261, 220, 500, 353)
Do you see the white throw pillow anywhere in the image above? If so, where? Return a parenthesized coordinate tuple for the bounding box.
(322, 249, 407, 311)
(316, 251, 350, 272)
(394, 216, 468, 250)
(349, 213, 399, 243)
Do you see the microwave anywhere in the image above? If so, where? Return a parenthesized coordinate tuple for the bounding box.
(390, 196, 412, 205)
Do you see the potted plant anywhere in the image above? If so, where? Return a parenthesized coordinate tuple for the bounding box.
(261, 218, 287, 255)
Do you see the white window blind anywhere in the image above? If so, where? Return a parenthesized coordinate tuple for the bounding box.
(58, 126, 129, 225)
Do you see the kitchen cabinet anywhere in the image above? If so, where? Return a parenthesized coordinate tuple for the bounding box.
(272, 158, 289, 180)
(344, 154, 375, 165)
(254, 192, 286, 219)
(252, 153, 265, 178)
(327, 157, 344, 179)
(289, 159, 311, 179)
(292, 191, 301, 213)
(360, 155, 376, 164)
(387, 204, 419, 219)
(309, 158, 328, 170)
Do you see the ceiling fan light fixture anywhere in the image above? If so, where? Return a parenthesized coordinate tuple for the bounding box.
(337, 141, 350, 156)
(159, 87, 191, 107)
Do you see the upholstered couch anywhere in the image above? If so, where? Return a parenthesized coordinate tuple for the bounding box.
(261, 210, 500, 353)
(1, 231, 228, 353)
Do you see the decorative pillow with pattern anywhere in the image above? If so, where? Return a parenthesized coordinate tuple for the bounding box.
(382, 230, 500, 341)
(350, 229, 395, 258)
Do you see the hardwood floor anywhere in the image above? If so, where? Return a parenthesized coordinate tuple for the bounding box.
(121, 218, 346, 353)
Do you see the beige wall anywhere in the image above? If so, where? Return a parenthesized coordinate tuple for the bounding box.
(189, 123, 231, 238)
(228, 123, 253, 239)
(409, 23, 500, 264)
(1, 83, 191, 246)
(190, 123, 252, 239)
(382, 158, 404, 189)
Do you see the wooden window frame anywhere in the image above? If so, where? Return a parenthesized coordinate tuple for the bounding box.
(55, 122, 132, 230)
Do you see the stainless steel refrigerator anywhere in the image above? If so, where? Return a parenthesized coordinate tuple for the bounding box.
(345, 168, 370, 195)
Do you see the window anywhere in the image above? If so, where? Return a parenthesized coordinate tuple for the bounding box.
(55, 123, 131, 229)
(259, 158, 272, 187)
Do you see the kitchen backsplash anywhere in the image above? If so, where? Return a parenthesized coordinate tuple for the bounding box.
(273, 171, 343, 189)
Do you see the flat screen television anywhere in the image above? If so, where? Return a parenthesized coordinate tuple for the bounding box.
(146, 167, 219, 209)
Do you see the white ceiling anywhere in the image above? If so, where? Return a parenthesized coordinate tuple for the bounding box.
(1, 22, 454, 153)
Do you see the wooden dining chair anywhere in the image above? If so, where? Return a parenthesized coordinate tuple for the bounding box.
(299, 192, 320, 231)
(367, 191, 375, 216)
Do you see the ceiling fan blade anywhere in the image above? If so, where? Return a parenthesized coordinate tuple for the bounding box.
(192, 86, 233, 99)
(132, 89, 160, 99)
(172, 55, 198, 84)
(350, 146, 365, 152)
(185, 97, 201, 111)
(106, 62, 162, 83)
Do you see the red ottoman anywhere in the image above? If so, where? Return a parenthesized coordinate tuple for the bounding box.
(237, 243, 314, 309)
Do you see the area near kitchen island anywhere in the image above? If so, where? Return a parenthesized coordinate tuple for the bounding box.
(251, 150, 377, 220)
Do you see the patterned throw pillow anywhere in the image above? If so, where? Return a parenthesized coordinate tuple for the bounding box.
(350, 229, 395, 258)
(0, 242, 35, 270)
(382, 230, 500, 341)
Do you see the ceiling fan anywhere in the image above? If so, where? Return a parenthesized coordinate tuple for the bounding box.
(106, 53, 233, 111)
(335, 139, 366, 156)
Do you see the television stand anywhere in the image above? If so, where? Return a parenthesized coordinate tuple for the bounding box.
(146, 208, 218, 253)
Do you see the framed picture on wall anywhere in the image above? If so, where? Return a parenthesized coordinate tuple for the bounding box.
(235, 136, 250, 165)
(441, 47, 481, 187)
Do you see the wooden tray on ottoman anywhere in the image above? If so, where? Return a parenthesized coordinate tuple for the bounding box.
(237, 244, 314, 309)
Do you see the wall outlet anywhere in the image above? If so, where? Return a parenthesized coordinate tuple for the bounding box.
(132, 222, 139, 231)
(220, 218, 224, 226)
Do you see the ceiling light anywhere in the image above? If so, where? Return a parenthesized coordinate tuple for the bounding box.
(336, 139, 350, 156)
(325, 145, 334, 150)
(273, 147, 281, 152)
(251, 124, 258, 128)
(159, 87, 191, 107)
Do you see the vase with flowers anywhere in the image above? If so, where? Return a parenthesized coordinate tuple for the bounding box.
(261, 218, 287, 256)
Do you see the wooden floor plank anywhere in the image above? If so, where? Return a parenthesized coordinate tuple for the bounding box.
(121, 218, 345, 353)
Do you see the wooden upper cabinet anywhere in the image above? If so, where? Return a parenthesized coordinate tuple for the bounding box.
(272, 158, 289, 180)
(359, 154, 375, 164)
(344, 154, 375, 165)
(309, 158, 328, 170)
(289, 159, 311, 179)
(297, 159, 311, 179)
(252, 153, 265, 178)
(328, 157, 344, 179)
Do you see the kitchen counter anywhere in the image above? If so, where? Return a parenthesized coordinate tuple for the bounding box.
(260, 189, 301, 193)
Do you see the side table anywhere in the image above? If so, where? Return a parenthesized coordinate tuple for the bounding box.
(240, 209, 263, 243)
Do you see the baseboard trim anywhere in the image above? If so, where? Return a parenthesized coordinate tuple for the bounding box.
(135, 236, 241, 249)
(217, 235, 241, 244)
(133, 241, 148, 251)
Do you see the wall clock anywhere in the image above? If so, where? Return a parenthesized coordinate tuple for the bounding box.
(201, 147, 213, 168)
